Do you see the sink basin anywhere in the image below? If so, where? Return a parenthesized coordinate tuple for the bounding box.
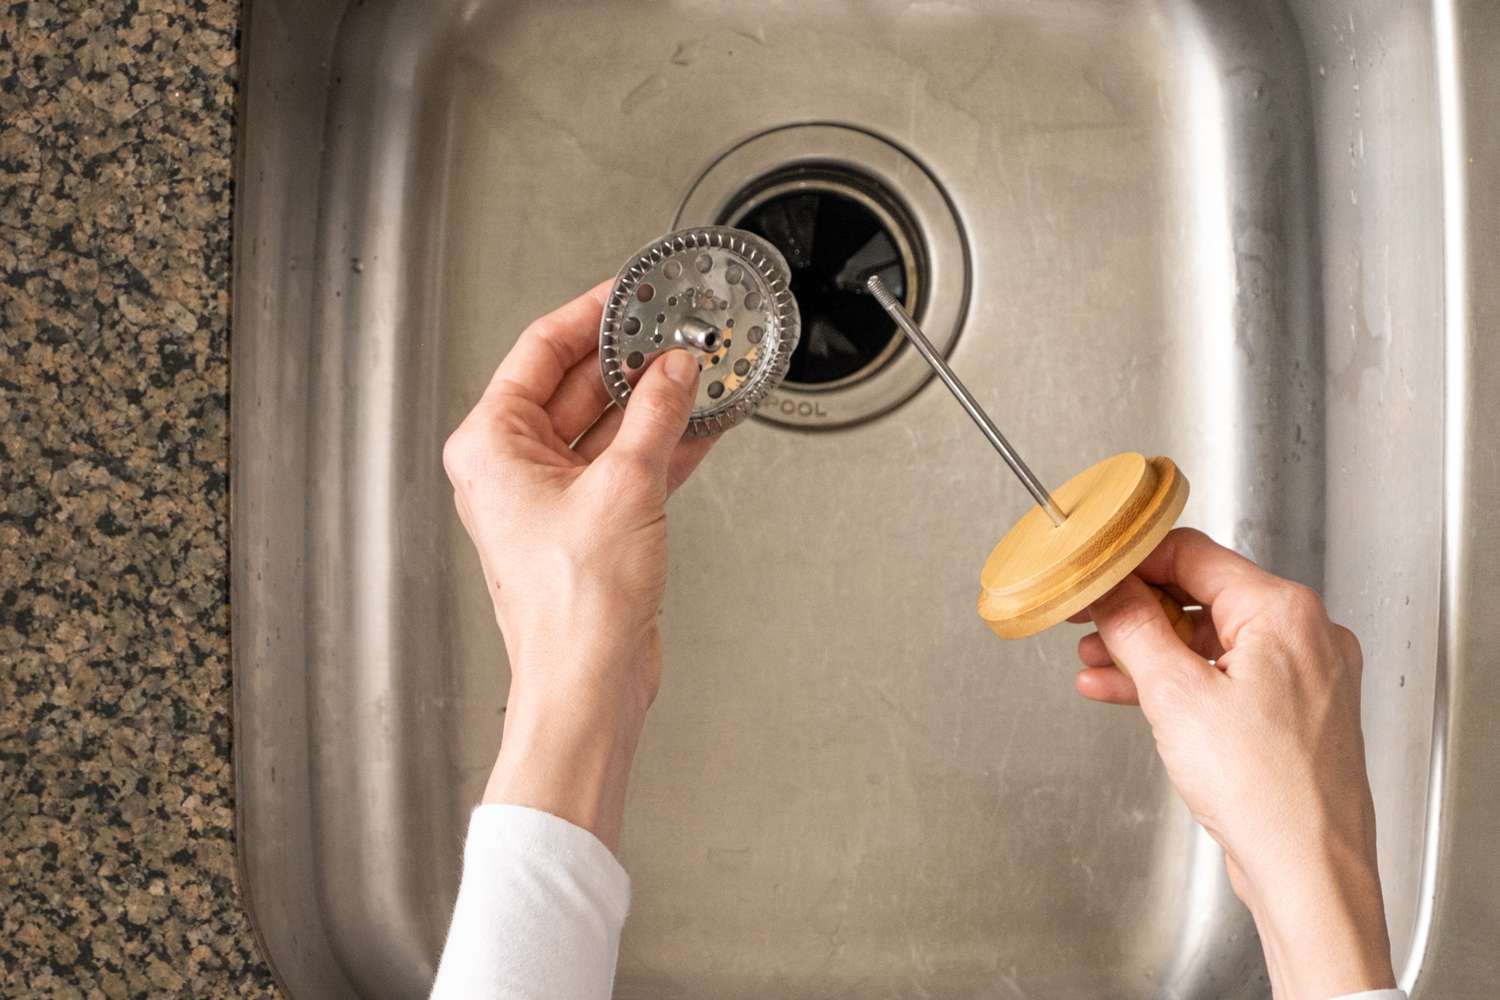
(231, 1, 1500, 996)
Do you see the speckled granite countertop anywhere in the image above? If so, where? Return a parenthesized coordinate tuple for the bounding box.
(1, 1, 279, 995)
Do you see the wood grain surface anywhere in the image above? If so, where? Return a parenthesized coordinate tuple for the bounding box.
(978, 453, 1189, 639)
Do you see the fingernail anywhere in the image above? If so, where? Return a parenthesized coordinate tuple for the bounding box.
(664, 350, 700, 388)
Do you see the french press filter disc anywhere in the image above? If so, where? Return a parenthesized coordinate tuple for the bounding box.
(600, 226, 801, 437)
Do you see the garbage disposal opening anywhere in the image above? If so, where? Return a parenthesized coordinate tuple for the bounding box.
(721, 169, 923, 390)
(675, 124, 969, 430)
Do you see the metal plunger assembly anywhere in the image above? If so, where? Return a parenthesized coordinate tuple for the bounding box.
(866, 275, 1195, 652)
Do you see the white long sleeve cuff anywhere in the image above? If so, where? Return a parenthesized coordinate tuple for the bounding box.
(430, 804, 629, 1000)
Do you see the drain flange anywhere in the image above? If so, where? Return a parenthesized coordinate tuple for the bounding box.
(677, 124, 969, 430)
(600, 226, 801, 438)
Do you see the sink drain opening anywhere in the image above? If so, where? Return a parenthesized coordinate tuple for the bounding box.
(675, 124, 969, 430)
(721, 169, 922, 390)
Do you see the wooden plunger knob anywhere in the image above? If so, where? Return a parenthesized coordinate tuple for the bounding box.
(978, 452, 1190, 642)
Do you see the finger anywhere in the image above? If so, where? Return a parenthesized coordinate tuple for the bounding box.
(605, 350, 701, 483)
(1332, 623, 1363, 667)
(577, 409, 716, 490)
(1078, 609, 1223, 666)
(1090, 574, 1218, 700)
(1189, 608, 1226, 661)
(1074, 667, 1140, 705)
(1132, 527, 1280, 609)
(666, 436, 717, 494)
(573, 402, 624, 461)
(1077, 631, 1114, 668)
(1067, 608, 1094, 624)
(483, 280, 612, 407)
(547, 351, 613, 444)
(1160, 582, 1199, 610)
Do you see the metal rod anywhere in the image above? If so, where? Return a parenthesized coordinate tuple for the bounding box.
(866, 275, 1068, 526)
(675, 315, 721, 352)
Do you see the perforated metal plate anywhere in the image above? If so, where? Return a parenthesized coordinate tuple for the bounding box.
(600, 226, 800, 437)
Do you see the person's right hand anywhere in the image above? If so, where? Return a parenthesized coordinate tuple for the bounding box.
(1073, 528, 1396, 1000)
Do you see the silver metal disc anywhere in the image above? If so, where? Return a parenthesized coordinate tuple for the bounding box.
(600, 226, 801, 437)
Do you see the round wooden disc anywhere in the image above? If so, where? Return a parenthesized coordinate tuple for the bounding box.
(978, 453, 1189, 639)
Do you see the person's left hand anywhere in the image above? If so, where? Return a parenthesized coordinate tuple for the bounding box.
(442, 280, 714, 850)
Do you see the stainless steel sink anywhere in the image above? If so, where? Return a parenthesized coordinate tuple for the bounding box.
(231, 1, 1500, 996)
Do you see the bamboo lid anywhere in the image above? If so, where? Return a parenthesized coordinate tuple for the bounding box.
(978, 453, 1189, 639)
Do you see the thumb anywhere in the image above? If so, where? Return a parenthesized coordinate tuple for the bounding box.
(1090, 574, 1214, 703)
(608, 349, 701, 481)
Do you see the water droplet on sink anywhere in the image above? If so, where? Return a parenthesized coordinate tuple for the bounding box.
(695, 253, 713, 274)
(663, 260, 682, 280)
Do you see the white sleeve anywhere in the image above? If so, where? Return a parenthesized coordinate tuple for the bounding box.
(430, 804, 630, 1000)
(1330, 991, 1406, 999)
